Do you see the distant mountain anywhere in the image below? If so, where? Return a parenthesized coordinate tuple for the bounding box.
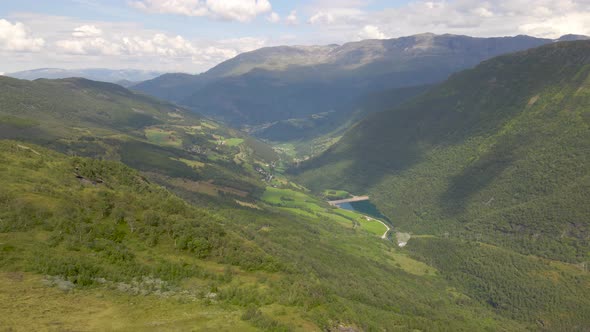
(7, 68, 164, 84)
(134, 34, 588, 141)
(294, 40, 590, 263)
(557, 34, 590, 41)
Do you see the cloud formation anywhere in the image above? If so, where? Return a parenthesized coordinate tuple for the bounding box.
(286, 10, 298, 25)
(3, 0, 590, 73)
(358, 25, 388, 40)
(267, 12, 280, 23)
(130, 0, 272, 22)
(56, 31, 266, 62)
(72, 25, 102, 37)
(0, 13, 275, 72)
(0, 19, 45, 52)
(307, 0, 590, 40)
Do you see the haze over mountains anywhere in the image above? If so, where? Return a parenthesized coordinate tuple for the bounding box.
(7, 68, 164, 87)
(134, 33, 588, 142)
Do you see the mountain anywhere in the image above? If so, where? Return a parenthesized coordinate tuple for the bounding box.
(294, 41, 590, 263)
(2, 51, 590, 330)
(0, 76, 275, 197)
(134, 34, 586, 141)
(7, 68, 164, 84)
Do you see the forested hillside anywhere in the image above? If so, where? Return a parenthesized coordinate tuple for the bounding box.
(0, 76, 275, 198)
(295, 41, 590, 263)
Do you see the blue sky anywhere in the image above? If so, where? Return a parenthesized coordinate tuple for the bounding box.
(1, 0, 589, 73)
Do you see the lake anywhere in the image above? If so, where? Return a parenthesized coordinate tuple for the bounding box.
(336, 200, 389, 222)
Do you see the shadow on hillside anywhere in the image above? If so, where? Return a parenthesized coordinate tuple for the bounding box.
(440, 133, 525, 217)
(0, 125, 59, 146)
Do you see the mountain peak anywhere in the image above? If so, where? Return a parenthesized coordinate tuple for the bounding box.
(556, 34, 590, 42)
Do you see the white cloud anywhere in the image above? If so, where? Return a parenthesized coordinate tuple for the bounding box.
(308, 8, 365, 25)
(518, 12, 590, 38)
(57, 33, 202, 58)
(57, 37, 121, 55)
(472, 7, 493, 18)
(218, 37, 267, 53)
(5, 0, 590, 73)
(305, 0, 590, 41)
(309, 11, 335, 24)
(72, 25, 102, 37)
(267, 12, 280, 23)
(286, 10, 298, 25)
(1, 14, 275, 73)
(358, 25, 388, 39)
(130, 0, 272, 22)
(53, 26, 268, 70)
(0, 19, 45, 52)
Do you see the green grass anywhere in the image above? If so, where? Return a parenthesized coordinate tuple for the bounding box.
(174, 158, 205, 168)
(225, 138, 244, 147)
(0, 272, 258, 332)
(3, 140, 589, 330)
(358, 218, 387, 236)
(262, 187, 387, 236)
(145, 127, 183, 147)
(322, 189, 350, 200)
(384, 251, 437, 276)
(0, 115, 39, 128)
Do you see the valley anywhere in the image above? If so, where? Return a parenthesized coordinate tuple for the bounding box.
(1, 7, 589, 329)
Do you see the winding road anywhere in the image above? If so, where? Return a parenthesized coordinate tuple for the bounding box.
(329, 196, 392, 239)
(365, 216, 391, 239)
(378, 219, 391, 239)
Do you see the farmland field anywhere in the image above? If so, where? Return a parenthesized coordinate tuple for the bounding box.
(145, 127, 182, 148)
(262, 187, 387, 237)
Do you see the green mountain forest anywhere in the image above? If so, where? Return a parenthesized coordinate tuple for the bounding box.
(295, 41, 590, 264)
(1, 8, 590, 330)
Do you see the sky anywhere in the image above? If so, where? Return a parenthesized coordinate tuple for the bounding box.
(1, 0, 590, 74)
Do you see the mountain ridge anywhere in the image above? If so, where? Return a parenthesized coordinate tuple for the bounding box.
(8, 68, 164, 85)
(134, 33, 588, 142)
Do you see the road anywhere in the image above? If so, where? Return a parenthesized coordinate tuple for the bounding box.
(377, 219, 391, 239)
(364, 216, 391, 239)
(328, 196, 391, 239)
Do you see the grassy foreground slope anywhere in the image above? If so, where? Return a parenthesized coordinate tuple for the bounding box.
(2, 139, 588, 331)
(295, 41, 590, 262)
(0, 140, 544, 331)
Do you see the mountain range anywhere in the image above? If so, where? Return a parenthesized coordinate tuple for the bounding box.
(134, 33, 588, 142)
(7, 68, 164, 87)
